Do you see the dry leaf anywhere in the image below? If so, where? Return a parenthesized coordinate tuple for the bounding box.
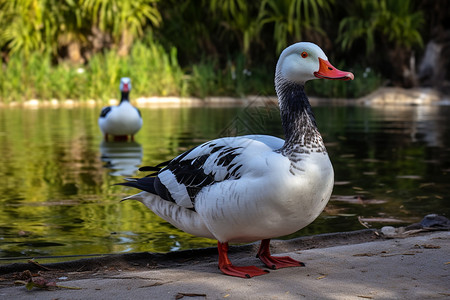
(419, 244, 441, 249)
(175, 293, 207, 299)
(358, 217, 404, 223)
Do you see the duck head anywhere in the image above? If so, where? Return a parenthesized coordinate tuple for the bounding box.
(120, 77, 132, 102)
(276, 42, 354, 85)
(120, 77, 132, 93)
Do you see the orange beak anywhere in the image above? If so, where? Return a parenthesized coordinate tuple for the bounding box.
(314, 58, 354, 81)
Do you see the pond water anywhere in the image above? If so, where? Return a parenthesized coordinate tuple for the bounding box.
(0, 102, 449, 263)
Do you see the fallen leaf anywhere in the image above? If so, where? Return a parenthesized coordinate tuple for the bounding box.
(175, 293, 207, 299)
(381, 253, 416, 257)
(331, 195, 387, 204)
(396, 175, 421, 179)
(28, 260, 53, 271)
(363, 172, 376, 175)
(358, 217, 404, 223)
(419, 183, 435, 188)
(15, 270, 33, 281)
(15, 276, 81, 291)
(363, 158, 382, 163)
(334, 181, 351, 185)
(353, 253, 377, 257)
(139, 282, 165, 288)
(421, 244, 441, 249)
(358, 216, 371, 229)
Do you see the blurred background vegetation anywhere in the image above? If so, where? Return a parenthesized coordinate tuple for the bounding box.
(0, 0, 449, 103)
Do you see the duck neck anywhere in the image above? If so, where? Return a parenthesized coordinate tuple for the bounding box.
(120, 91, 130, 103)
(276, 76, 326, 154)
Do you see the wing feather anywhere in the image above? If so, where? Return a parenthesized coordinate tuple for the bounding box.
(119, 135, 284, 210)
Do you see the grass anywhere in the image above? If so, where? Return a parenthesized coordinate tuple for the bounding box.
(187, 54, 275, 99)
(0, 39, 188, 103)
(0, 43, 382, 103)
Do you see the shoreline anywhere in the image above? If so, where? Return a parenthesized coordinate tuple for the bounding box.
(0, 229, 448, 299)
(0, 229, 376, 272)
(0, 87, 446, 109)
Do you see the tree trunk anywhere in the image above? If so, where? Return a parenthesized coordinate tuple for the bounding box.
(118, 29, 133, 57)
(387, 45, 417, 88)
(417, 33, 450, 89)
(67, 41, 84, 64)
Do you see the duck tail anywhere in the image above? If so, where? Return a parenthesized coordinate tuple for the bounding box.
(116, 177, 157, 194)
(120, 191, 147, 202)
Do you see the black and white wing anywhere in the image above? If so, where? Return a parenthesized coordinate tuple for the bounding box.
(99, 106, 112, 119)
(118, 135, 283, 210)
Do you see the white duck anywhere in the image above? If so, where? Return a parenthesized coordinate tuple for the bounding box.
(119, 42, 354, 278)
(99, 77, 143, 141)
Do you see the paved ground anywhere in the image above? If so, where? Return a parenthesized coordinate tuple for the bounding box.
(0, 230, 448, 300)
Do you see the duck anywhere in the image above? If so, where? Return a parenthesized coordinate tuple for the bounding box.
(119, 42, 354, 278)
(99, 77, 143, 141)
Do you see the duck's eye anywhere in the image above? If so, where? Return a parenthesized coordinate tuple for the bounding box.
(301, 51, 308, 58)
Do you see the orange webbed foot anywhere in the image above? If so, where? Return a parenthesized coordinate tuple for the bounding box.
(257, 239, 305, 270)
(219, 264, 269, 278)
(218, 241, 270, 278)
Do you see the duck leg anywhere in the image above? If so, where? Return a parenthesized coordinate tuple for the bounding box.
(217, 242, 269, 278)
(256, 239, 305, 270)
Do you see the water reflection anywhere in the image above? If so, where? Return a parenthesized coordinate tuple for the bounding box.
(0, 105, 449, 261)
(100, 141, 143, 176)
(372, 105, 444, 147)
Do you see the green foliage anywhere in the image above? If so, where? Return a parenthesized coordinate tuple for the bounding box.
(0, 0, 436, 101)
(0, 43, 381, 102)
(0, 0, 161, 58)
(0, 0, 87, 57)
(1, 52, 52, 102)
(85, 40, 187, 100)
(259, 0, 333, 53)
(81, 0, 161, 37)
(188, 60, 219, 99)
(206, 0, 333, 55)
(81, 0, 161, 55)
(131, 42, 186, 96)
(0, 39, 187, 102)
(50, 63, 85, 100)
(208, 0, 263, 56)
(187, 54, 274, 98)
(0, 54, 25, 103)
(338, 0, 424, 54)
